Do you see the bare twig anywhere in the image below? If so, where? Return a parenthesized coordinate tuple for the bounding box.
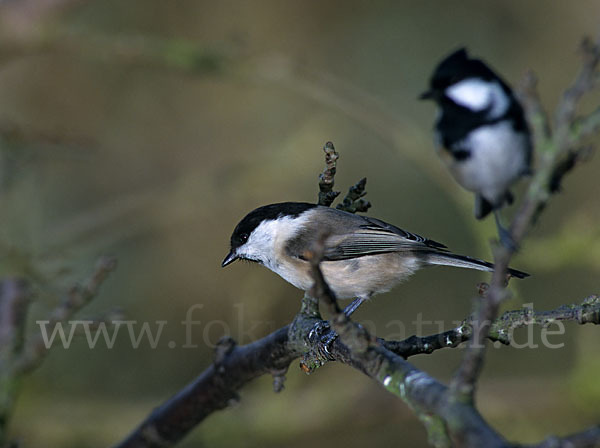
(555, 37, 600, 149)
(336, 177, 371, 213)
(518, 71, 552, 150)
(317, 141, 371, 213)
(14, 256, 117, 374)
(0, 279, 31, 445)
(317, 141, 340, 206)
(0, 256, 116, 445)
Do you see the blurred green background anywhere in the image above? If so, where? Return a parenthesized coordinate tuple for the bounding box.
(1, 1, 599, 447)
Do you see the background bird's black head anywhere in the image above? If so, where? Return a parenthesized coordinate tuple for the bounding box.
(421, 48, 504, 99)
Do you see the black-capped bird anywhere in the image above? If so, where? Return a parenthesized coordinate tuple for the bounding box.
(222, 202, 529, 315)
(420, 48, 532, 248)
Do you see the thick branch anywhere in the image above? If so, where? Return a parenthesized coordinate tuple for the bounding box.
(111, 288, 600, 448)
(113, 327, 297, 448)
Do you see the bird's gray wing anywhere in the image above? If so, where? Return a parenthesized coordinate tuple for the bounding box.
(322, 219, 448, 261)
(360, 217, 447, 249)
(284, 207, 447, 261)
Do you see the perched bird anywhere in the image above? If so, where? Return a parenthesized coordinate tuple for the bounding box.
(420, 48, 532, 248)
(222, 202, 528, 315)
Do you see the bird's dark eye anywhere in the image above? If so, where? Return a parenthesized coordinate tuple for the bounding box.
(240, 233, 249, 243)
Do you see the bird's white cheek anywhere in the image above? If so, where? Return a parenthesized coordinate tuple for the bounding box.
(446, 79, 492, 111)
(445, 79, 509, 119)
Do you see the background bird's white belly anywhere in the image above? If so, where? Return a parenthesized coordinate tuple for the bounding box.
(448, 121, 526, 203)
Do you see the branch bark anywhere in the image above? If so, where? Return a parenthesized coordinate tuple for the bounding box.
(112, 288, 600, 447)
(114, 328, 296, 448)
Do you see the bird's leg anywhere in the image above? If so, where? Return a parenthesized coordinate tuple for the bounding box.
(342, 296, 367, 317)
(494, 210, 517, 250)
(318, 297, 367, 346)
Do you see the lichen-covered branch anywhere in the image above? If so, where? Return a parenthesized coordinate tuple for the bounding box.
(110, 286, 600, 448)
(382, 295, 600, 358)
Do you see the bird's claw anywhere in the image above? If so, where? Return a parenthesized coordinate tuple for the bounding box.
(308, 321, 338, 356)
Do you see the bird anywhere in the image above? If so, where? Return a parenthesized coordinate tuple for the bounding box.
(420, 48, 532, 248)
(222, 202, 529, 316)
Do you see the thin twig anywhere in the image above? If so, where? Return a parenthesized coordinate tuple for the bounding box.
(14, 256, 117, 374)
(336, 177, 371, 213)
(382, 295, 600, 358)
(317, 141, 340, 206)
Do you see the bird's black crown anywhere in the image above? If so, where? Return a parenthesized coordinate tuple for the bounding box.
(229, 202, 317, 250)
(428, 48, 505, 92)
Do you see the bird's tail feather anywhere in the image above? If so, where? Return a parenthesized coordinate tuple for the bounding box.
(425, 252, 529, 279)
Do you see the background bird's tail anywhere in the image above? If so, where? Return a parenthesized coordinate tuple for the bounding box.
(425, 252, 529, 279)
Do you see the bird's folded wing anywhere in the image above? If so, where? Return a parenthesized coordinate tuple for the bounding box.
(322, 229, 440, 261)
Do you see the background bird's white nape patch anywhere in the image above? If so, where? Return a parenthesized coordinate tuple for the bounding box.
(446, 79, 509, 118)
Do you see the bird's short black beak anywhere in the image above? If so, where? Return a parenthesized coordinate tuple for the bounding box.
(221, 251, 239, 267)
(419, 90, 434, 100)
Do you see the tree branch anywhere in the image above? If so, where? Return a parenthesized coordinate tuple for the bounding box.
(0, 255, 117, 446)
(113, 328, 297, 448)
(382, 295, 600, 358)
(450, 34, 600, 404)
(13, 256, 117, 374)
(336, 177, 371, 213)
(0, 279, 31, 444)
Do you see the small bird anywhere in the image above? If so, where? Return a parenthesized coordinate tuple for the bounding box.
(222, 202, 528, 315)
(420, 48, 532, 248)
